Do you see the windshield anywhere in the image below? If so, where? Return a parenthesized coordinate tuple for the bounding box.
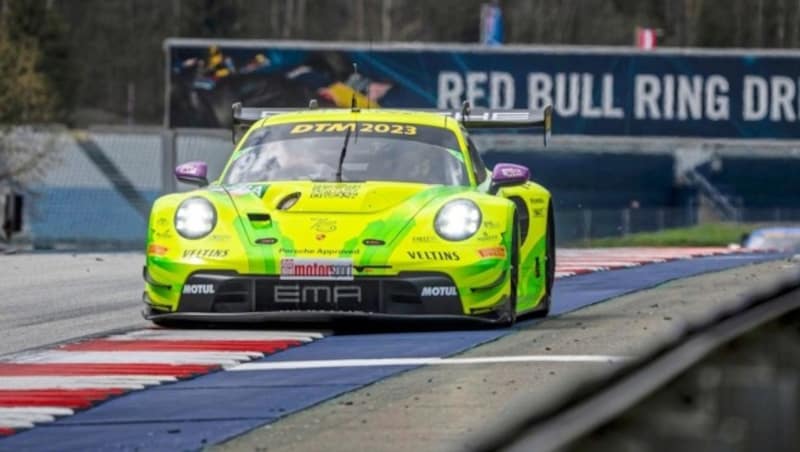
(223, 122, 469, 186)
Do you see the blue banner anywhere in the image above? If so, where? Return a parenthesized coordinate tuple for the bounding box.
(166, 40, 800, 139)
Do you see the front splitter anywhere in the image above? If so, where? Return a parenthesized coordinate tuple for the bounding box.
(143, 309, 506, 326)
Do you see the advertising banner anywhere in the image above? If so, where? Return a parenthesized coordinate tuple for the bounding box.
(166, 39, 800, 139)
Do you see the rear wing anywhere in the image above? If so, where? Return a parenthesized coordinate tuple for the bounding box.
(231, 101, 552, 146)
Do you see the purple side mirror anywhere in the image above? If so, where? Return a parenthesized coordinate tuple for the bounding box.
(489, 163, 529, 194)
(175, 161, 209, 187)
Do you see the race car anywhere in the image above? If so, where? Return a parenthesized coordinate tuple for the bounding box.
(143, 102, 555, 325)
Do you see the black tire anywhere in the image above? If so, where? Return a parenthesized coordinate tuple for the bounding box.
(530, 202, 555, 318)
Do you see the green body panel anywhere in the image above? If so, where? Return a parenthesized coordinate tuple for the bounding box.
(144, 109, 552, 317)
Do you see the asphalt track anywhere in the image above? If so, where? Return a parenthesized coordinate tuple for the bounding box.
(0, 249, 786, 451)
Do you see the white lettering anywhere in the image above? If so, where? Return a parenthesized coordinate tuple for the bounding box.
(528, 72, 552, 110)
(489, 71, 515, 109)
(705, 75, 729, 121)
(274, 285, 362, 304)
(601, 74, 624, 118)
(635, 75, 661, 119)
(662, 75, 675, 120)
(743, 75, 768, 121)
(183, 284, 215, 295)
(421, 286, 458, 297)
(555, 73, 580, 117)
(437, 72, 463, 109)
(770, 76, 797, 122)
(677, 76, 703, 120)
(466, 72, 488, 107)
(580, 73, 602, 118)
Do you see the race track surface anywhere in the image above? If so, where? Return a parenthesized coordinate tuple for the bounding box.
(0, 248, 784, 451)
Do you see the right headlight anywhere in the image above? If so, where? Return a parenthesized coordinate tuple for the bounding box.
(174, 197, 216, 239)
(434, 199, 481, 241)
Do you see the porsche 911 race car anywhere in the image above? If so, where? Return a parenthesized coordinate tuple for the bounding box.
(143, 102, 555, 325)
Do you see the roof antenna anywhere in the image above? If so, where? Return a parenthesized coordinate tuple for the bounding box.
(460, 100, 471, 126)
(351, 63, 359, 111)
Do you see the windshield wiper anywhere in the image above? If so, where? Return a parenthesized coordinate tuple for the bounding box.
(335, 125, 353, 183)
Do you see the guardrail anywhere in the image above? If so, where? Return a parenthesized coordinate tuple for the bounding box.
(468, 260, 800, 452)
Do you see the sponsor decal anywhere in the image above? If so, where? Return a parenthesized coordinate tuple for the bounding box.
(152, 231, 174, 240)
(249, 184, 267, 198)
(183, 249, 229, 259)
(478, 247, 506, 258)
(147, 244, 168, 256)
(532, 208, 544, 218)
(406, 250, 461, 261)
(280, 258, 354, 280)
(477, 230, 501, 242)
(316, 233, 326, 241)
(529, 197, 545, 205)
(483, 220, 501, 229)
(411, 235, 437, 243)
(290, 122, 418, 136)
(183, 284, 215, 295)
(310, 184, 360, 199)
(421, 286, 458, 297)
(274, 284, 362, 304)
(280, 248, 360, 256)
(311, 218, 337, 232)
(228, 184, 267, 197)
(499, 166, 526, 178)
(208, 234, 232, 241)
(152, 218, 173, 239)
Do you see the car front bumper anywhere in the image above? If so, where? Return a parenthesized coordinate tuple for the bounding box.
(143, 270, 510, 324)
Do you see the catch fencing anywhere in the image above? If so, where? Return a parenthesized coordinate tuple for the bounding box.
(6, 127, 800, 249)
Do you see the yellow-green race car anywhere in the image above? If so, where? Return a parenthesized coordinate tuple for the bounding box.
(143, 102, 555, 325)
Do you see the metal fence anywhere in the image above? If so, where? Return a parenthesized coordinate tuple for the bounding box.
(5, 127, 800, 250)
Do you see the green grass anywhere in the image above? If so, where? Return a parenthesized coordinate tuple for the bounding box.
(579, 223, 759, 247)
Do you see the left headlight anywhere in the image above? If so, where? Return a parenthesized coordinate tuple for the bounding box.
(434, 199, 481, 241)
(174, 197, 216, 239)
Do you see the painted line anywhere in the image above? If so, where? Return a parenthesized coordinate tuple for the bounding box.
(0, 408, 74, 416)
(110, 329, 325, 341)
(0, 376, 177, 390)
(60, 339, 301, 353)
(0, 363, 217, 377)
(229, 355, 630, 371)
(13, 351, 264, 366)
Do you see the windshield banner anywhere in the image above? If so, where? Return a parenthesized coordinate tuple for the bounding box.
(166, 40, 800, 139)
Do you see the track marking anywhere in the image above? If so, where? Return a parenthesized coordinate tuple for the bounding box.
(0, 376, 177, 390)
(228, 355, 630, 371)
(0, 248, 767, 439)
(108, 329, 325, 341)
(13, 351, 266, 366)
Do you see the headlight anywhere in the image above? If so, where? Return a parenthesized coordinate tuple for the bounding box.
(174, 197, 216, 239)
(434, 199, 481, 241)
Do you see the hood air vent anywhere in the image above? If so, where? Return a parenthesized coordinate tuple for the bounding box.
(277, 192, 301, 211)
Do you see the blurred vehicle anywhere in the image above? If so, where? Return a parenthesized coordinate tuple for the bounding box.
(741, 227, 800, 250)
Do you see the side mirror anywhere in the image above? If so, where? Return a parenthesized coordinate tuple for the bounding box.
(489, 163, 529, 194)
(175, 161, 209, 187)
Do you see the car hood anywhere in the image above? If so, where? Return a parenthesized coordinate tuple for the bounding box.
(222, 181, 468, 255)
(226, 181, 445, 214)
